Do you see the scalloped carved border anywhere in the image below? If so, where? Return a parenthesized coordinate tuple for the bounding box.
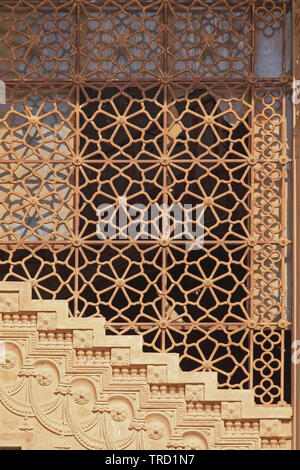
(0, 282, 292, 450)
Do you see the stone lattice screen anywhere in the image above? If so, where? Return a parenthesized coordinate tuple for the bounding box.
(0, 0, 293, 405)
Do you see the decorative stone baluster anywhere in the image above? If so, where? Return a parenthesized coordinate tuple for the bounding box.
(113, 368, 120, 379)
(77, 350, 85, 365)
(121, 368, 129, 378)
(48, 332, 55, 346)
(12, 314, 20, 327)
(213, 403, 220, 415)
(252, 422, 259, 433)
(234, 421, 242, 434)
(94, 351, 103, 365)
(39, 332, 46, 344)
(187, 402, 194, 415)
(86, 350, 94, 365)
(3, 314, 11, 327)
(65, 332, 72, 344)
(204, 403, 212, 414)
(195, 403, 204, 414)
(243, 422, 251, 434)
(225, 421, 234, 434)
(103, 351, 110, 362)
(279, 438, 286, 449)
(21, 315, 29, 327)
(261, 439, 269, 449)
(56, 333, 64, 345)
(151, 385, 159, 398)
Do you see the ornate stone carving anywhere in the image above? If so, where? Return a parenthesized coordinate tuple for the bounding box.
(0, 351, 18, 370)
(147, 424, 166, 440)
(73, 389, 90, 406)
(37, 312, 57, 331)
(260, 420, 281, 437)
(221, 402, 242, 419)
(182, 431, 208, 450)
(147, 366, 167, 384)
(73, 330, 93, 348)
(35, 368, 53, 386)
(0, 282, 293, 450)
(0, 294, 18, 312)
(185, 384, 205, 402)
(111, 348, 130, 366)
(111, 408, 127, 422)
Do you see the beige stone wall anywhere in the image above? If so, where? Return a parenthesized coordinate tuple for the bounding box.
(0, 282, 292, 450)
(293, 0, 300, 450)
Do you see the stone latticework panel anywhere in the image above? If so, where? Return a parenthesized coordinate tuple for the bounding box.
(0, 0, 293, 407)
(0, 282, 292, 450)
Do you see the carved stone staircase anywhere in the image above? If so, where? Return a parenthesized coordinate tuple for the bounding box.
(0, 282, 292, 450)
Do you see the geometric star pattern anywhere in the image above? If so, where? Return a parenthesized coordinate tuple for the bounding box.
(0, 0, 292, 404)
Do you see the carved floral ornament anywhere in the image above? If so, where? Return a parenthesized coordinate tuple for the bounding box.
(0, 282, 293, 450)
(37, 312, 56, 331)
(110, 408, 128, 422)
(0, 351, 17, 370)
(185, 384, 205, 402)
(35, 368, 53, 387)
(111, 349, 130, 366)
(147, 425, 166, 441)
(73, 389, 91, 406)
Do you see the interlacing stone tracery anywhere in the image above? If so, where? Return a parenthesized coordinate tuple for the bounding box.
(0, 282, 292, 450)
(0, 0, 293, 407)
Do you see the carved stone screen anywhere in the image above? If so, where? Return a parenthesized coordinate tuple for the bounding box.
(0, 0, 292, 406)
